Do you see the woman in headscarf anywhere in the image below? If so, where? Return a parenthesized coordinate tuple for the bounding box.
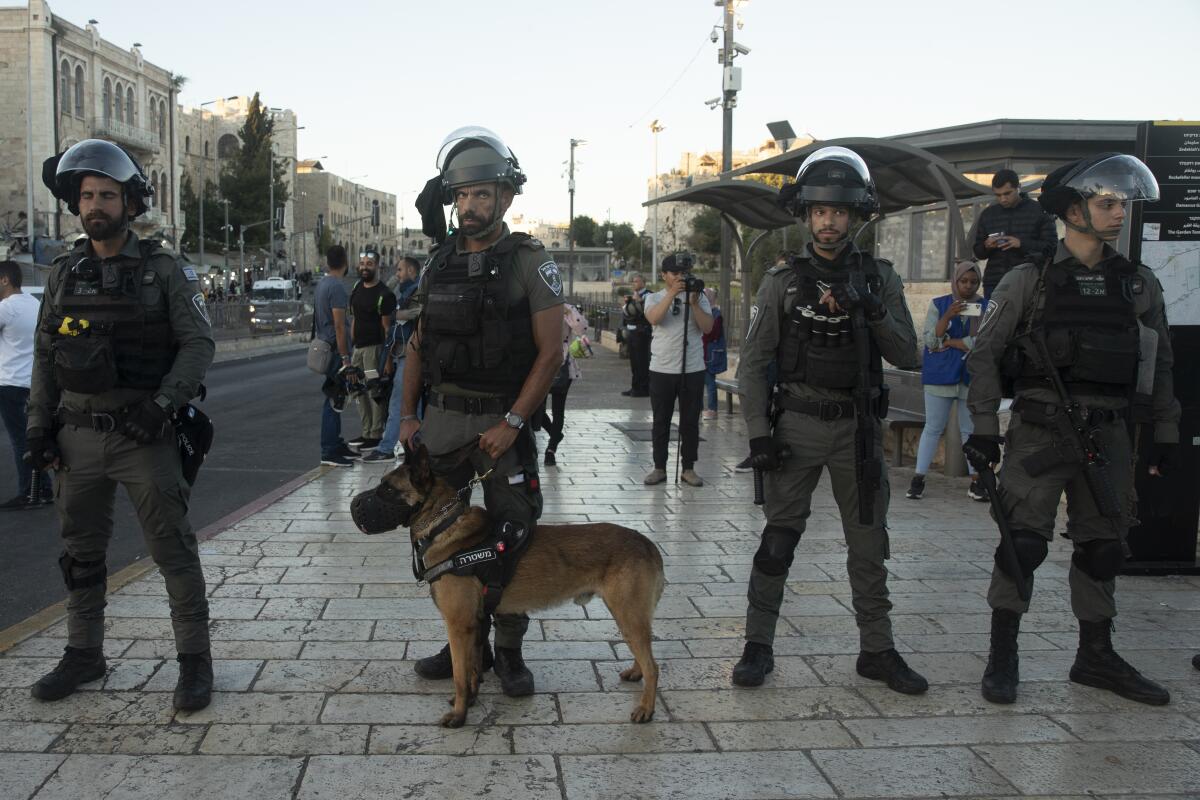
(906, 259, 986, 502)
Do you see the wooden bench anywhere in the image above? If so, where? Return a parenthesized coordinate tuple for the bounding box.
(716, 377, 740, 414)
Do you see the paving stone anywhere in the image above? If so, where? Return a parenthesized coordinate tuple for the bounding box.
(321, 692, 559, 725)
(98, 660, 164, 691)
(561, 751, 835, 799)
(253, 659, 368, 692)
(123, 639, 302, 660)
(0, 721, 67, 752)
(599, 655, 822, 692)
(256, 598, 329, 619)
(208, 619, 373, 641)
(0, 688, 174, 725)
(367, 724, 512, 755)
(200, 723, 368, 755)
(707, 720, 857, 750)
(143, 659, 261, 693)
(0, 753, 66, 799)
(3, 638, 125, 658)
(858, 681, 1125, 717)
(322, 598, 444, 619)
(211, 583, 360, 599)
(806, 651, 987, 687)
(557, 692, 671, 724)
(811, 745, 1015, 797)
(174, 692, 326, 724)
(50, 723, 205, 754)
(33, 753, 302, 799)
(1049, 711, 1200, 742)
(975, 741, 1200, 794)
(843, 714, 1077, 746)
(297, 755, 560, 799)
(300, 640, 409, 660)
(663, 687, 877, 721)
(512, 721, 713, 754)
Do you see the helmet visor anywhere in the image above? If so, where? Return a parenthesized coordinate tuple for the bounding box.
(796, 145, 871, 186)
(1066, 154, 1160, 202)
(57, 140, 140, 184)
(435, 126, 515, 171)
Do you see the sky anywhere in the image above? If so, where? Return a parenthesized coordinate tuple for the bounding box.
(45, 0, 1200, 229)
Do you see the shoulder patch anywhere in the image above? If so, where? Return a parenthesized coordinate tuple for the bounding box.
(765, 265, 786, 276)
(181, 266, 198, 282)
(537, 261, 563, 296)
(523, 237, 544, 250)
(191, 293, 211, 325)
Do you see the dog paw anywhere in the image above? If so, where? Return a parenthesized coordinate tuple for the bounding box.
(619, 666, 643, 682)
(629, 705, 655, 724)
(440, 711, 466, 728)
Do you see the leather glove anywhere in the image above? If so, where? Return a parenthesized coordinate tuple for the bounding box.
(831, 282, 885, 321)
(24, 428, 61, 472)
(748, 436, 780, 471)
(120, 397, 171, 445)
(1147, 441, 1175, 476)
(963, 434, 1004, 472)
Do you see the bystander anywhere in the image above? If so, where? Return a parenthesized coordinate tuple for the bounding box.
(315, 246, 359, 467)
(0, 260, 51, 508)
(363, 256, 422, 462)
(701, 287, 726, 421)
(347, 246, 396, 451)
(972, 169, 1058, 300)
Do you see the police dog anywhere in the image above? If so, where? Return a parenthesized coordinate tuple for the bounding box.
(350, 444, 664, 727)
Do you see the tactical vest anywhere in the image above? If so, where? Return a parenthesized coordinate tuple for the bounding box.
(1011, 257, 1141, 396)
(419, 232, 539, 395)
(622, 289, 651, 332)
(775, 256, 884, 390)
(47, 241, 176, 394)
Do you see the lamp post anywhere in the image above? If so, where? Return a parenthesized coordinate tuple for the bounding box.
(649, 120, 664, 285)
(197, 96, 236, 272)
(266, 111, 304, 277)
(714, 0, 747, 334)
(567, 138, 585, 298)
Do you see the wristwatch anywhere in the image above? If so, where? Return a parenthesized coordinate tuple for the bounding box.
(504, 411, 525, 430)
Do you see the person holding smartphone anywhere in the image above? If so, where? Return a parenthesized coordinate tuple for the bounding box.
(906, 259, 984, 502)
(972, 169, 1059, 301)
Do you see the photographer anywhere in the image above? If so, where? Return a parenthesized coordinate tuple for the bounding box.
(642, 253, 712, 487)
(621, 273, 652, 397)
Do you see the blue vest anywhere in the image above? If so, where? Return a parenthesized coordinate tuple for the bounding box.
(921, 294, 971, 386)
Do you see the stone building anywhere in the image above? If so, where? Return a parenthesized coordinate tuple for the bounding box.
(0, 1, 182, 251)
(294, 160, 397, 277)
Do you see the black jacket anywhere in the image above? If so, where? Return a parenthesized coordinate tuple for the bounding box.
(971, 195, 1058, 293)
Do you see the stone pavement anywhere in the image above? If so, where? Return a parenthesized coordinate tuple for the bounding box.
(3, 391, 1200, 798)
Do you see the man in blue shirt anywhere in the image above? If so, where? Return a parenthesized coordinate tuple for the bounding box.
(315, 246, 359, 466)
(363, 256, 422, 462)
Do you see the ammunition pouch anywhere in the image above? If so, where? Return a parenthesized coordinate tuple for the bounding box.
(804, 344, 861, 389)
(1071, 329, 1138, 385)
(52, 334, 118, 394)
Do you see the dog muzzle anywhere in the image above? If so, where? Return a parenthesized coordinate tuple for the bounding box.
(350, 485, 418, 535)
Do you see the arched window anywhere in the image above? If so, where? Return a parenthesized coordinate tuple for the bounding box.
(149, 171, 158, 207)
(204, 140, 209, 158)
(59, 60, 70, 113)
(125, 87, 134, 125)
(161, 173, 169, 213)
(217, 133, 239, 158)
(185, 135, 190, 154)
(74, 65, 84, 116)
(158, 100, 166, 144)
(102, 78, 111, 121)
(113, 81, 123, 121)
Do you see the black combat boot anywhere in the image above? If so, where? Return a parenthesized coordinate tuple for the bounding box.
(731, 641, 774, 687)
(981, 609, 1020, 704)
(414, 618, 494, 680)
(856, 648, 929, 695)
(493, 646, 535, 697)
(30, 646, 106, 701)
(174, 651, 214, 712)
(1070, 619, 1170, 705)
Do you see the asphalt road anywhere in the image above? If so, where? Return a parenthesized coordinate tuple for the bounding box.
(0, 348, 357, 632)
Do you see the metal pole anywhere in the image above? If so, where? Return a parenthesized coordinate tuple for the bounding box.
(25, 8, 35, 252)
(719, 0, 734, 325)
(651, 121, 664, 284)
(199, 109, 205, 272)
(268, 142, 274, 279)
(222, 199, 230, 273)
(568, 138, 583, 298)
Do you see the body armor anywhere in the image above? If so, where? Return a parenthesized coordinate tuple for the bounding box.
(420, 232, 538, 395)
(775, 257, 884, 390)
(1010, 258, 1141, 396)
(46, 241, 175, 394)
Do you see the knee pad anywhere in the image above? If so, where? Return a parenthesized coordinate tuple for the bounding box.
(1009, 530, 1048, 579)
(1072, 539, 1125, 581)
(753, 525, 802, 577)
(58, 551, 106, 591)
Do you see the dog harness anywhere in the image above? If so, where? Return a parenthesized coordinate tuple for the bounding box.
(412, 507, 533, 615)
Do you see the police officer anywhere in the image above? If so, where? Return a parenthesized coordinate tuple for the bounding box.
(733, 147, 927, 694)
(398, 127, 564, 696)
(27, 140, 216, 710)
(964, 153, 1177, 706)
(621, 273, 652, 397)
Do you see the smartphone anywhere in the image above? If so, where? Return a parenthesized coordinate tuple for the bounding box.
(986, 231, 1005, 239)
(364, 368, 379, 380)
(961, 303, 983, 317)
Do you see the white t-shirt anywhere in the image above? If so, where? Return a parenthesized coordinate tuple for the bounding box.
(645, 289, 711, 374)
(0, 292, 40, 388)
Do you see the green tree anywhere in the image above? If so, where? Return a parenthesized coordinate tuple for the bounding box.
(316, 226, 333, 257)
(218, 92, 290, 250)
(179, 172, 223, 254)
(687, 207, 723, 264)
(570, 215, 598, 247)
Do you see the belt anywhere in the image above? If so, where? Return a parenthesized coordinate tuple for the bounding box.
(1012, 397, 1127, 426)
(776, 395, 856, 422)
(428, 390, 511, 416)
(58, 407, 129, 433)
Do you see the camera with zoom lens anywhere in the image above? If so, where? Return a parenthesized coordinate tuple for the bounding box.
(683, 272, 704, 293)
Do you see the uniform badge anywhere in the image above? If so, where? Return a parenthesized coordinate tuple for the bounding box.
(978, 298, 1003, 335)
(745, 304, 761, 340)
(537, 261, 563, 296)
(1076, 274, 1106, 297)
(181, 266, 199, 282)
(191, 293, 211, 325)
(142, 271, 155, 285)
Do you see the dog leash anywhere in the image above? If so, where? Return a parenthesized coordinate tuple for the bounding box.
(412, 465, 495, 585)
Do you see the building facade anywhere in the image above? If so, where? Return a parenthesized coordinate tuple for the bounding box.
(0, 1, 182, 252)
(294, 161, 397, 277)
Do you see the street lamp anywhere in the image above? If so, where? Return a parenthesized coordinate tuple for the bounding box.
(196, 96, 237, 273)
(567, 138, 585, 297)
(649, 120, 664, 285)
(267, 108, 303, 276)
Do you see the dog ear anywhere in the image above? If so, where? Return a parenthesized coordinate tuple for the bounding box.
(412, 443, 434, 490)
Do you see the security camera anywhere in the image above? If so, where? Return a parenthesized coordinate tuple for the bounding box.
(710, 28, 719, 43)
(704, 97, 722, 110)
(733, 42, 751, 56)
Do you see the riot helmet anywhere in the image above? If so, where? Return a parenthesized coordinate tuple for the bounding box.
(42, 139, 153, 217)
(436, 126, 526, 204)
(779, 146, 879, 218)
(1039, 153, 1158, 239)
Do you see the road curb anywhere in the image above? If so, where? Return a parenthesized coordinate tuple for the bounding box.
(0, 464, 330, 655)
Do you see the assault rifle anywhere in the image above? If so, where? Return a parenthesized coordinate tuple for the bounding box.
(849, 269, 881, 525)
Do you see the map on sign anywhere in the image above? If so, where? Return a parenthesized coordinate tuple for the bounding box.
(1143, 241, 1200, 325)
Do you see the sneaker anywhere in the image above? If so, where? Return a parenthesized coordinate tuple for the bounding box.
(968, 479, 988, 502)
(338, 444, 361, 460)
(347, 436, 368, 448)
(702, 409, 717, 421)
(734, 456, 754, 473)
(680, 469, 704, 487)
(906, 475, 925, 500)
(361, 449, 393, 463)
(321, 454, 355, 467)
(643, 468, 667, 485)
(0, 494, 36, 511)
(359, 437, 381, 450)
(332, 394, 346, 413)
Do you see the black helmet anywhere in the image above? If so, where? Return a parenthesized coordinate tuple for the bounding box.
(779, 146, 879, 217)
(436, 126, 526, 205)
(42, 139, 153, 217)
(1038, 152, 1159, 218)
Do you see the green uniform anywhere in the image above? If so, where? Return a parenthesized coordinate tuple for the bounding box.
(739, 244, 919, 653)
(29, 233, 215, 653)
(415, 225, 562, 649)
(966, 241, 1179, 619)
